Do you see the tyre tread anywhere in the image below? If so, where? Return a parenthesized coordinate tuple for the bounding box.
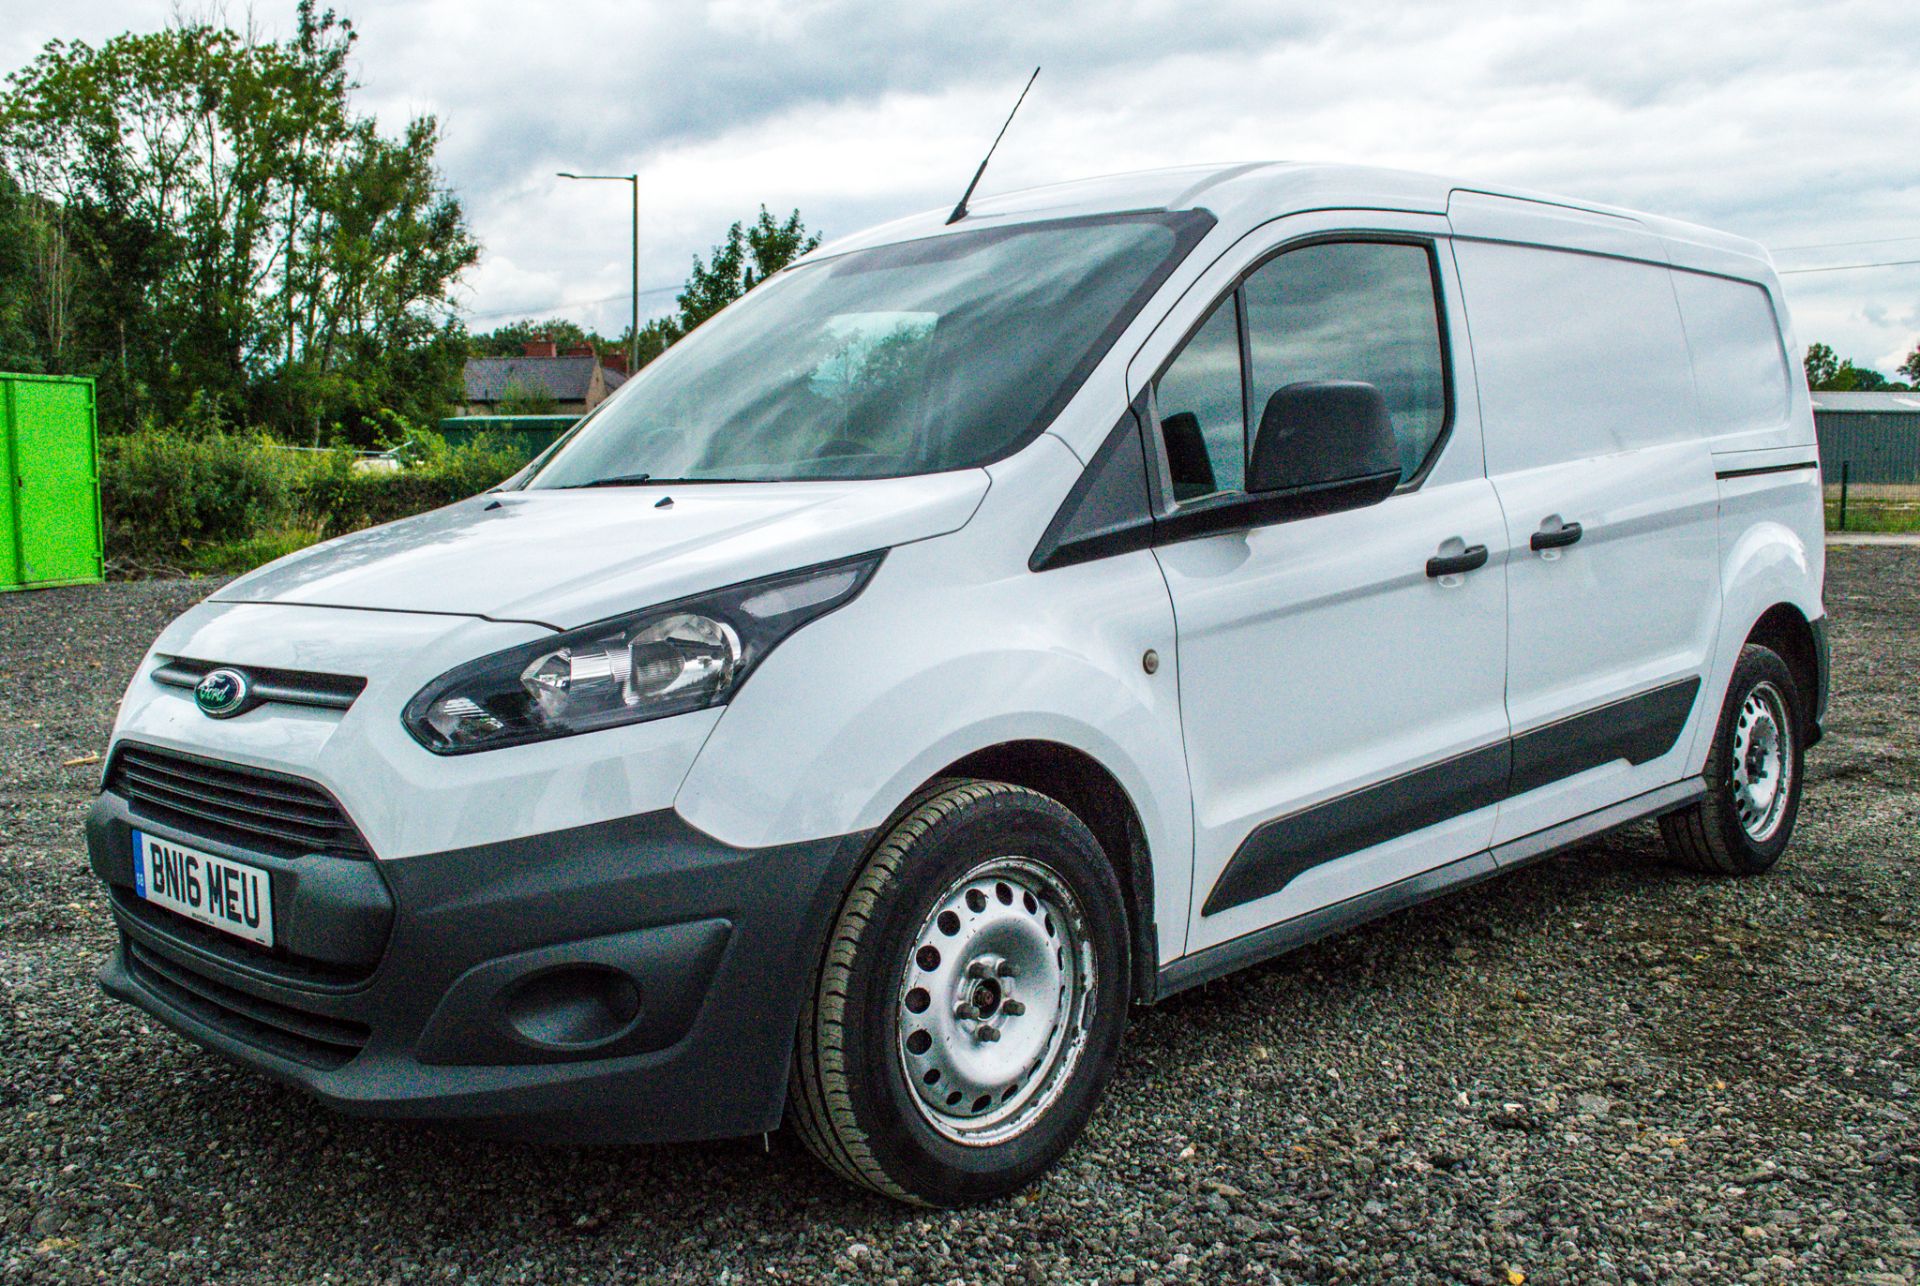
(788, 779, 1023, 1204)
(1659, 643, 1801, 877)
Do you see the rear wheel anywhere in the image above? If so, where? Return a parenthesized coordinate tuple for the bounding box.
(1660, 644, 1805, 875)
(788, 780, 1130, 1205)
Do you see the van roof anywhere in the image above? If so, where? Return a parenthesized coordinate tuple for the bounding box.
(801, 161, 1772, 276)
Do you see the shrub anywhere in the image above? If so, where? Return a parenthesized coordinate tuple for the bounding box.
(298, 430, 523, 532)
(100, 430, 313, 572)
(100, 423, 528, 575)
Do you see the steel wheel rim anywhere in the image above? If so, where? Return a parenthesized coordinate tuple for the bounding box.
(895, 855, 1096, 1146)
(1731, 680, 1792, 843)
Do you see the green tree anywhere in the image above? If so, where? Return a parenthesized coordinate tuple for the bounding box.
(0, 164, 45, 371)
(495, 376, 558, 416)
(674, 206, 822, 333)
(468, 318, 609, 358)
(1899, 344, 1920, 386)
(0, 3, 477, 442)
(1804, 341, 1907, 392)
(1831, 361, 1892, 392)
(1804, 342, 1838, 389)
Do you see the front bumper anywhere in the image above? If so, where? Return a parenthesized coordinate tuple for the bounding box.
(89, 792, 870, 1143)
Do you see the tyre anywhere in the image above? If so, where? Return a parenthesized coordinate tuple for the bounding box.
(789, 779, 1131, 1205)
(1659, 644, 1805, 875)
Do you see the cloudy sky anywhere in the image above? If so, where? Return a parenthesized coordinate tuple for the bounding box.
(6, 0, 1920, 371)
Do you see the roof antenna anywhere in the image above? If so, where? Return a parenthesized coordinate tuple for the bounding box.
(947, 67, 1040, 225)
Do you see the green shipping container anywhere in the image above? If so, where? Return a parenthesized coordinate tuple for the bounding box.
(1, 373, 104, 592)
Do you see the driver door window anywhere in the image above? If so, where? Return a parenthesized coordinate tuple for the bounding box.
(1153, 240, 1450, 498)
(1153, 295, 1245, 501)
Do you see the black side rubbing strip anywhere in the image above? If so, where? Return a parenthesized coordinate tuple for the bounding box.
(1160, 777, 1706, 999)
(1200, 743, 1510, 918)
(1714, 460, 1818, 481)
(1201, 678, 1704, 918)
(1029, 393, 1159, 572)
(1507, 677, 1700, 796)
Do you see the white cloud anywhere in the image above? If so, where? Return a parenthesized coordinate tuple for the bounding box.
(4, 0, 1919, 368)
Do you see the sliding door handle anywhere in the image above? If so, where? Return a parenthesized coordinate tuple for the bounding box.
(1531, 520, 1584, 551)
(1426, 544, 1489, 578)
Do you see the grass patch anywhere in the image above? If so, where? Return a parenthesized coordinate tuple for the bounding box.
(1827, 500, 1920, 534)
(190, 525, 327, 575)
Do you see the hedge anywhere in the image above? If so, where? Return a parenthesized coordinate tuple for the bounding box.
(100, 429, 525, 575)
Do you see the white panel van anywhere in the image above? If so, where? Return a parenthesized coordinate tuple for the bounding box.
(87, 164, 1828, 1205)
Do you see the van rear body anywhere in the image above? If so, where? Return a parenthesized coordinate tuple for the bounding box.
(87, 162, 1826, 1205)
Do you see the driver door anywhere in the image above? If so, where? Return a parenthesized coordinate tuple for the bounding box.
(1139, 215, 1512, 955)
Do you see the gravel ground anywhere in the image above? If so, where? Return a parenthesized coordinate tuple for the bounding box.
(2, 551, 1916, 1285)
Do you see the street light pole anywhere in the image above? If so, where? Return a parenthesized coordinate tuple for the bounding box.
(557, 171, 640, 372)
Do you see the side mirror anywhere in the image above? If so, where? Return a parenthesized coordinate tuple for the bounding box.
(1248, 380, 1402, 498)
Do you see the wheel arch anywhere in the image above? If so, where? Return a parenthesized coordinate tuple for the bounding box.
(1745, 601, 1822, 738)
(933, 740, 1161, 1005)
(1691, 519, 1825, 769)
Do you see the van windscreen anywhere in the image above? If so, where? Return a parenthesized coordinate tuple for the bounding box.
(525, 211, 1212, 486)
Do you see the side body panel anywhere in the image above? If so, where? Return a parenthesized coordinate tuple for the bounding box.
(1677, 241, 1827, 763)
(1449, 195, 1723, 848)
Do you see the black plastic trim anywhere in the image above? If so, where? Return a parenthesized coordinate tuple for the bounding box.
(89, 790, 394, 984)
(1714, 460, 1817, 480)
(106, 742, 374, 860)
(1201, 743, 1510, 918)
(1161, 778, 1706, 998)
(153, 657, 365, 712)
(1809, 614, 1830, 741)
(1426, 543, 1490, 577)
(1030, 395, 1403, 570)
(1029, 393, 1159, 572)
(1201, 677, 1703, 918)
(1150, 469, 1402, 547)
(92, 803, 875, 1144)
(1507, 677, 1701, 796)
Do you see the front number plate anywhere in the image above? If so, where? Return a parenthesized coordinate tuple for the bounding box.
(132, 831, 275, 948)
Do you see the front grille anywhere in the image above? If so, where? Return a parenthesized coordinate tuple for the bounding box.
(152, 657, 365, 712)
(109, 744, 373, 860)
(125, 935, 370, 1069)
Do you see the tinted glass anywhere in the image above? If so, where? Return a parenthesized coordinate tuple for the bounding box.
(1155, 295, 1245, 500)
(528, 213, 1204, 486)
(1243, 242, 1448, 482)
(1671, 270, 1792, 435)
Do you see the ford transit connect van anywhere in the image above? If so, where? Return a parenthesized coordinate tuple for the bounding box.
(88, 163, 1828, 1206)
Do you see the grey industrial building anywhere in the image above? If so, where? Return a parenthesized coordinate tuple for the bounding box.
(1811, 390, 1920, 483)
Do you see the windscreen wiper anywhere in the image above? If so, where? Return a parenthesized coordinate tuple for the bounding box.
(560, 472, 653, 488)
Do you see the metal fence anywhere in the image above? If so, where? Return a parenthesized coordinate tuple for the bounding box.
(1815, 413, 1920, 484)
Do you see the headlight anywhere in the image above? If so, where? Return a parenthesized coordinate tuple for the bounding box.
(404, 552, 884, 753)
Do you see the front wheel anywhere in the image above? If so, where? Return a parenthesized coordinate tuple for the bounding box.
(788, 780, 1131, 1205)
(1659, 643, 1805, 875)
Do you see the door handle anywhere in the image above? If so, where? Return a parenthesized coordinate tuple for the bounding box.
(1426, 544, 1489, 578)
(1530, 520, 1584, 551)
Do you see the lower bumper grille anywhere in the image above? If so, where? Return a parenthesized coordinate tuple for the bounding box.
(124, 936, 370, 1070)
(109, 744, 373, 860)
